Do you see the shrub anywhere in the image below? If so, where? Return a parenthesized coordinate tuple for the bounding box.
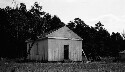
(100, 57, 115, 63)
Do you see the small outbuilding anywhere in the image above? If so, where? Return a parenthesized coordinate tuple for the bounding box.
(26, 26, 86, 61)
(119, 50, 125, 61)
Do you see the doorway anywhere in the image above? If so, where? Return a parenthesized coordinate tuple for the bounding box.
(64, 45, 69, 59)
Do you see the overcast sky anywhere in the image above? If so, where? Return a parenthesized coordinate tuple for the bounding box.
(0, 0, 125, 33)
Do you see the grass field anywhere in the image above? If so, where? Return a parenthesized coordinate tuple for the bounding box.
(0, 61, 125, 72)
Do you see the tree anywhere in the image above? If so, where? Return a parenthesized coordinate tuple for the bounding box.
(67, 19, 114, 60)
(108, 32, 124, 56)
(0, 2, 65, 58)
(26, 2, 64, 58)
(67, 18, 97, 60)
(95, 21, 104, 31)
(19, 3, 27, 12)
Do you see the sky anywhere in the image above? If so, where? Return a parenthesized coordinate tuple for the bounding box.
(0, 0, 125, 33)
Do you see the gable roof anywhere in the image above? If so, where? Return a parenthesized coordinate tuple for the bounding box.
(40, 26, 83, 40)
(26, 26, 83, 42)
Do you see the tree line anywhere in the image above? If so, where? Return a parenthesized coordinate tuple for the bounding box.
(0, 2, 124, 61)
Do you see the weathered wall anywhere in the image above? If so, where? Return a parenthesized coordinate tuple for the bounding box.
(27, 42, 31, 59)
(27, 39, 48, 61)
(48, 39, 82, 61)
(38, 39, 48, 61)
(27, 42, 36, 60)
(27, 39, 83, 61)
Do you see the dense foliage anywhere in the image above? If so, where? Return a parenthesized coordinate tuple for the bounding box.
(0, 2, 124, 61)
(67, 18, 125, 61)
(0, 2, 64, 58)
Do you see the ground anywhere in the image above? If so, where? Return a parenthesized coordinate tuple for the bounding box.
(0, 61, 125, 72)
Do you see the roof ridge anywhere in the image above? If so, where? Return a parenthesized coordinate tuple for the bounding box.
(38, 26, 64, 39)
(26, 25, 83, 42)
(47, 26, 63, 36)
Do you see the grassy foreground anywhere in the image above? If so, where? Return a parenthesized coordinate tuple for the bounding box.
(0, 61, 125, 72)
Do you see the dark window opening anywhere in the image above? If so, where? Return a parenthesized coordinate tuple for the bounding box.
(64, 45, 69, 59)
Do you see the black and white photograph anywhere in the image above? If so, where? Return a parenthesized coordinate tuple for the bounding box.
(0, 0, 125, 71)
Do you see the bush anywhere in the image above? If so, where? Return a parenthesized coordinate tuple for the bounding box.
(100, 57, 115, 63)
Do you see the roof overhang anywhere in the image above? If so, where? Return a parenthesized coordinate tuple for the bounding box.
(47, 37, 83, 41)
(25, 36, 83, 43)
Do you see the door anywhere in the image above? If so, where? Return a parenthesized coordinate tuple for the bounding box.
(64, 45, 69, 59)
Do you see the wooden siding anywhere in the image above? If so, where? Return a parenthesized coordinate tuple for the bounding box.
(38, 39, 48, 61)
(26, 26, 84, 61)
(27, 38, 83, 61)
(27, 39, 48, 61)
(27, 42, 31, 59)
(48, 39, 82, 61)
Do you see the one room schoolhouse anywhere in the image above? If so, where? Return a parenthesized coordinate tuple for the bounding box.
(26, 26, 85, 61)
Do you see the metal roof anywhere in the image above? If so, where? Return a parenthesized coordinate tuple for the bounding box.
(26, 26, 83, 42)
